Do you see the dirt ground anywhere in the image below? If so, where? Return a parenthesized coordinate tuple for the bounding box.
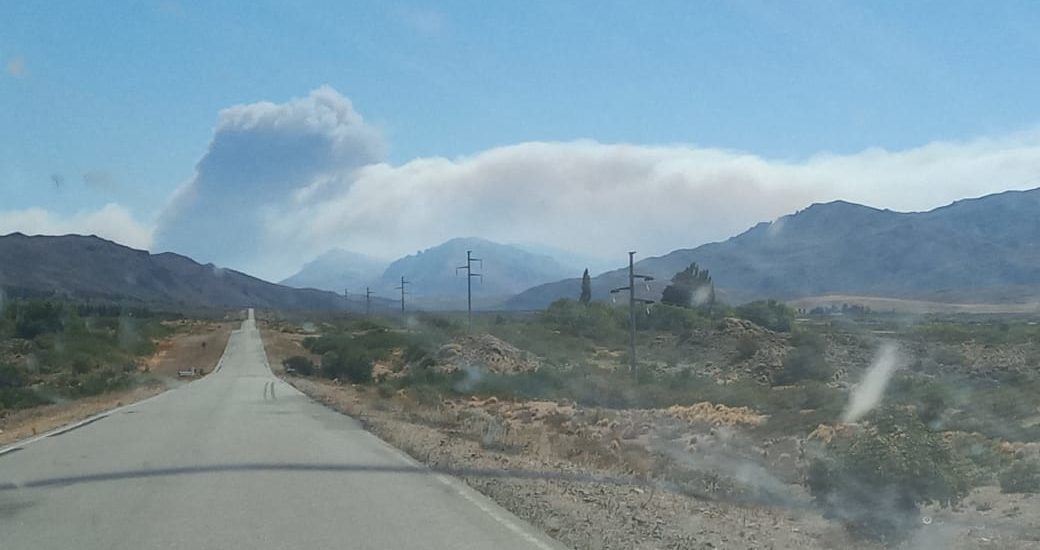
(260, 323, 319, 374)
(254, 311, 1040, 549)
(0, 321, 234, 447)
(145, 320, 236, 377)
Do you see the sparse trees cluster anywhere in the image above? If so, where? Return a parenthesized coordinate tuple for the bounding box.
(660, 262, 715, 310)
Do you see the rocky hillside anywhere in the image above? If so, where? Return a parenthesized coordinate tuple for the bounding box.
(507, 188, 1040, 309)
(0, 233, 349, 311)
(376, 237, 573, 308)
(280, 248, 386, 293)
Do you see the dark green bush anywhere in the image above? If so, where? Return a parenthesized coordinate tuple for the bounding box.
(320, 350, 374, 383)
(735, 300, 794, 332)
(6, 300, 65, 339)
(773, 345, 832, 385)
(73, 366, 133, 397)
(807, 407, 971, 541)
(999, 459, 1040, 494)
(0, 387, 48, 409)
(282, 356, 315, 375)
(0, 362, 27, 389)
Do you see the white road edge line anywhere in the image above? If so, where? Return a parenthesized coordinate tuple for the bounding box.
(0, 390, 167, 456)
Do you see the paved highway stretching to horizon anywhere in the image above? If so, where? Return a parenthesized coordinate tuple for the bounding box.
(0, 310, 564, 550)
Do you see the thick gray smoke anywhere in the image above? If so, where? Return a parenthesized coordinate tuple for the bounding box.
(842, 342, 903, 423)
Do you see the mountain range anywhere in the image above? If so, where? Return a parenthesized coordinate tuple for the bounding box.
(281, 237, 579, 309)
(506, 188, 1040, 309)
(0, 233, 350, 311)
(279, 248, 386, 296)
(7, 188, 1040, 313)
(374, 237, 572, 308)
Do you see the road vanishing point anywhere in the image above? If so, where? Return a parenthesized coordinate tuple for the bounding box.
(0, 310, 563, 550)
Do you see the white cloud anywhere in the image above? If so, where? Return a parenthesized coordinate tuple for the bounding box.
(155, 86, 1040, 281)
(154, 86, 384, 276)
(0, 203, 154, 250)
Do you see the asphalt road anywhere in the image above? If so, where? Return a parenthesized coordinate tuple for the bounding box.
(0, 310, 564, 550)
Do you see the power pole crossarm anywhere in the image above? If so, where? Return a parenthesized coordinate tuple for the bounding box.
(395, 276, 411, 324)
(455, 250, 483, 332)
(609, 251, 655, 376)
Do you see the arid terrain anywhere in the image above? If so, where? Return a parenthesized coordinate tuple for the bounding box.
(0, 320, 233, 446)
(262, 310, 1040, 550)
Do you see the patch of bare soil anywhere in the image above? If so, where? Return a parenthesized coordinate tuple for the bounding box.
(0, 321, 233, 447)
(284, 376, 862, 550)
(146, 320, 235, 377)
(283, 373, 1040, 550)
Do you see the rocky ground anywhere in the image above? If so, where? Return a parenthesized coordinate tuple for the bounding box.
(260, 320, 1040, 549)
(285, 374, 1040, 550)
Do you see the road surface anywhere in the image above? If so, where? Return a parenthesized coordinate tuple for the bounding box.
(0, 310, 563, 550)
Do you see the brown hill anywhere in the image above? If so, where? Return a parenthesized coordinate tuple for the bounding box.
(0, 233, 348, 311)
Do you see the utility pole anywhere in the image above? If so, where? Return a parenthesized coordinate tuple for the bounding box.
(365, 287, 372, 317)
(610, 251, 655, 376)
(456, 250, 483, 331)
(395, 276, 410, 320)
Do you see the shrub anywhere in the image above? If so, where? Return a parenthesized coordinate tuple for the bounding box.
(282, 356, 315, 376)
(6, 300, 66, 339)
(735, 300, 794, 332)
(999, 459, 1040, 494)
(807, 407, 971, 541)
(0, 362, 27, 389)
(636, 303, 710, 334)
(773, 345, 832, 385)
(734, 336, 759, 362)
(73, 366, 133, 397)
(0, 386, 49, 409)
(320, 350, 374, 383)
(542, 299, 624, 340)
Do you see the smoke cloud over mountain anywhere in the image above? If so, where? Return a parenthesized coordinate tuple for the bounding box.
(138, 86, 1040, 281)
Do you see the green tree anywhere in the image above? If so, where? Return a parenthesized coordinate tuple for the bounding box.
(807, 407, 970, 541)
(579, 269, 592, 304)
(660, 262, 715, 309)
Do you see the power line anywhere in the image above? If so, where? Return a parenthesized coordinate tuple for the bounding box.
(610, 251, 655, 376)
(456, 250, 483, 331)
(365, 287, 372, 317)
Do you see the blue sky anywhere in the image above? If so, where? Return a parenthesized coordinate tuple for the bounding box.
(3, 1, 1040, 278)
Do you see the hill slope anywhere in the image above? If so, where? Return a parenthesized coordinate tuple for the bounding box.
(376, 237, 573, 308)
(280, 248, 386, 293)
(506, 188, 1040, 309)
(0, 233, 349, 311)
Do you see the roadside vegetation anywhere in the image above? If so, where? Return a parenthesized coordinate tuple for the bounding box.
(274, 263, 1040, 546)
(0, 299, 176, 412)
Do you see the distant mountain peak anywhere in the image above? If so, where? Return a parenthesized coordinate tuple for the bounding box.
(507, 187, 1040, 309)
